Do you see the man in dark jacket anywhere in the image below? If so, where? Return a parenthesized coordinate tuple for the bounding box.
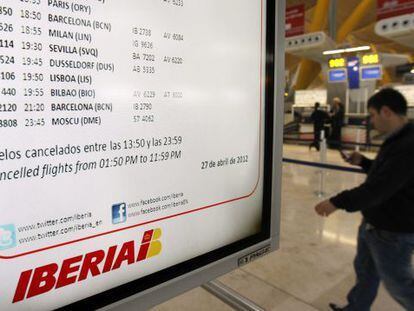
(309, 102, 329, 151)
(315, 88, 414, 311)
(329, 97, 345, 149)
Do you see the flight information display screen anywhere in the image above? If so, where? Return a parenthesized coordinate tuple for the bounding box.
(328, 69, 347, 83)
(0, 0, 274, 309)
(360, 65, 382, 80)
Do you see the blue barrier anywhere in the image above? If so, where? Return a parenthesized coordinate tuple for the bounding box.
(282, 157, 365, 174)
(283, 136, 382, 148)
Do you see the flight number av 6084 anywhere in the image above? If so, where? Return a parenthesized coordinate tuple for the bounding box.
(163, 32, 184, 41)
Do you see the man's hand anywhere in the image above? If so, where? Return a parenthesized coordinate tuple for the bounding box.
(315, 200, 338, 217)
(341, 151, 363, 166)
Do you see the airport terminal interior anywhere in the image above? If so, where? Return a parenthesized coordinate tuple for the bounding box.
(152, 0, 414, 310)
(153, 147, 401, 311)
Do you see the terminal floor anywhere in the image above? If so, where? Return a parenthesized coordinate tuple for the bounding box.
(152, 145, 402, 311)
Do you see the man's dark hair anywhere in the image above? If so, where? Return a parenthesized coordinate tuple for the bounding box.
(314, 102, 320, 109)
(367, 88, 408, 115)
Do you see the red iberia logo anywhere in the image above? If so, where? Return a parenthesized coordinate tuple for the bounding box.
(12, 229, 162, 303)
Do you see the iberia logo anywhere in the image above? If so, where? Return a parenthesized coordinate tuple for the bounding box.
(12, 229, 162, 303)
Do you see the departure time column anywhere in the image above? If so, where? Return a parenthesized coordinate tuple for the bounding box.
(20, 0, 46, 129)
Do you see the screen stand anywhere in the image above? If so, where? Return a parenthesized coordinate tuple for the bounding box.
(202, 280, 265, 311)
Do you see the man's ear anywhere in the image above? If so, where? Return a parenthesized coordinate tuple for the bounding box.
(380, 105, 393, 118)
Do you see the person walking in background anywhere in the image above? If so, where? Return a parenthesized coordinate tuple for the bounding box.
(329, 97, 345, 149)
(314, 88, 414, 311)
(309, 102, 329, 151)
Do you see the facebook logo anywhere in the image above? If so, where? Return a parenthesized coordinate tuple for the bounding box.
(0, 224, 17, 251)
(112, 203, 127, 224)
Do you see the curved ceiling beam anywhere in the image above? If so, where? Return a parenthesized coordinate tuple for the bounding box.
(370, 44, 393, 85)
(337, 0, 376, 43)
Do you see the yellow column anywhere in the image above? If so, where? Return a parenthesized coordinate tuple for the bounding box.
(381, 69, 392, 85)
(371, 45, 392, 86)
(295, 0, 329, 90)
(309, 0, 330, 32)
(337, 0, 376, 43)
(295, 61, 321, 90)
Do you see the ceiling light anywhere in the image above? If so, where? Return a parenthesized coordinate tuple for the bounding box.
(323, 46, 371, 55)
(345, 46, 371, 53)
(323, 49, 346, 55)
